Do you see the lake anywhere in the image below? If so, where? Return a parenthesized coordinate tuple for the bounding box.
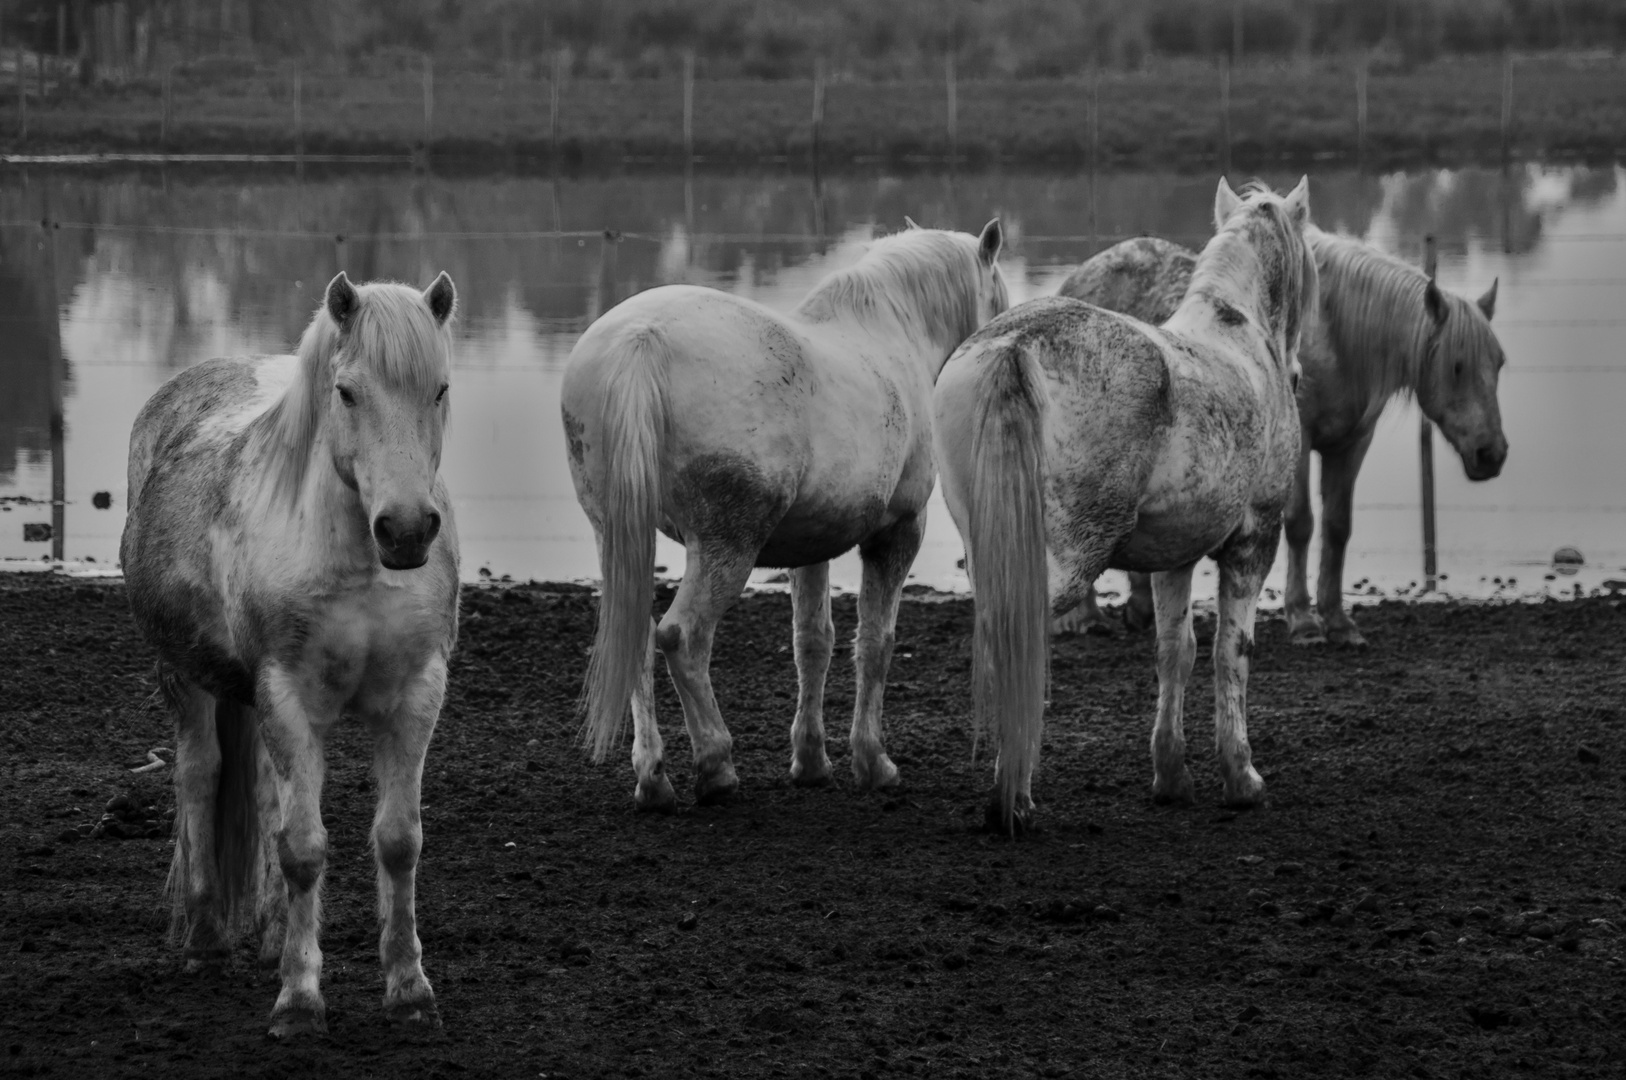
(1, 162, 1622, 603)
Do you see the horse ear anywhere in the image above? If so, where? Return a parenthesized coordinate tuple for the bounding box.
(325, 272, 358, 329)
(1284, 175, 1311, 226)
(1424, 279, 1448, 327)
(1477, 277, 1498, 321)
(977, 218, 1003, 265)
(423, 271, 457, 325)
(904, 215, 921, 231)
(1213, 177, 1243, 230)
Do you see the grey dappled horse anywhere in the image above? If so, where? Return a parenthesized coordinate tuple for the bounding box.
(121, 273, 459, 1039)
(935, 179, 1317, 830)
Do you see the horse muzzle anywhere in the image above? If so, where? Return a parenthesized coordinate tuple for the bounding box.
(1461, 437, 1507, 482)
(373, 506, 443, 570)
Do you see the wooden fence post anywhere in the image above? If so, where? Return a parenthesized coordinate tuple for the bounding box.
(161, 64, 172, 144)
(682, 49, 694, 161)
(1499, 51, 1513, 161)
(292, 63, 302, 154)
(550, 49, 562, 155)
(945, 53, 957, 160)
(1219, 54, 1231, 176)
(422, 52, 433, 146)
(1419, 234, 1439, 588)
(17, 47, 27, 139)
(1355, 54, 1368, 165)
(811, 56, 825, 163)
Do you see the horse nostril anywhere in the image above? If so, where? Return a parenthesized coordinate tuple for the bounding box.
(373, 515, 395, 546)
(424, 511, 442, 544)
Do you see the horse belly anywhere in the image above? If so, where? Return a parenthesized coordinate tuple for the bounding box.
(1111, 506, 1239, 572)
(757, 492, 892, 568)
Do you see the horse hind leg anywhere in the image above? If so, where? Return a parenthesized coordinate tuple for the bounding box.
(629, 617, 676, 812)
(253, 733, 286, 968)
(1214, 531, 1280, 807)
(1283, 435, 1325, 645)
(1148, 564, 1198, 805)
(166, 675, 230, 971)
(1316, 431, 1375, 648)
(850, 515, 925, 792)
(788, 561, 835, 786)
(657, 543, 757, 805)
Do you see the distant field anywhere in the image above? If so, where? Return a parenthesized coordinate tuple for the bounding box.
(1, 54, 1622, 168)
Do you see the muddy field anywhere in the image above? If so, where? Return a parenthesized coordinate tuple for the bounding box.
(1, 575, 1623, 1079)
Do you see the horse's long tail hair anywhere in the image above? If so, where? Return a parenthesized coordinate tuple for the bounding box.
(964, 340, 1051, 833)
(162, 664, 261, 942)
(581, 326, 670, 762)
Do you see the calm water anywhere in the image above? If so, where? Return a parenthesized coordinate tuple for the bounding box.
(2, 162, 1623, 602)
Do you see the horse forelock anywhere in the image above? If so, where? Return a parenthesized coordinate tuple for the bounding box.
(797, 230, 990, 353)
(257, 282, 452, 507)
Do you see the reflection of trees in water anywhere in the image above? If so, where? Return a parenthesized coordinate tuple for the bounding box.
(0, 196, 69, 484)
(4, 164, 1614, 407)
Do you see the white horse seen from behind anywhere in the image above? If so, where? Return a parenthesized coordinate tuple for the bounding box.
(934, 179, 1316, 831)
(121, 272, 459, 1038)
(564, 222, 1008, 810)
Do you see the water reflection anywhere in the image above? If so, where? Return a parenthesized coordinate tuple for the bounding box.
(1, 163, 1623, 600)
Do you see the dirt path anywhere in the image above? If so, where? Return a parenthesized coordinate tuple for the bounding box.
(2, 576, 1622, 1079)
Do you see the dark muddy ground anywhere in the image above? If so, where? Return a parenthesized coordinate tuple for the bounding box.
(1, 574, 1623, 1080)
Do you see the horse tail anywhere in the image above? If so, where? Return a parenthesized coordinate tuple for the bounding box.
(581, 326, 669, 763)
(163, 664, 261, 942)
(964, 340, 1050, 832)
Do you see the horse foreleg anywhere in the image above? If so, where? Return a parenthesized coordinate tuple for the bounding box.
(1283, 436, 1324, 644)
(1124, 571, 1155, 633)
(258, 665, 331, 1039)
(1214, 534, 1279, 807)
(658, 544, 755, 805)
(170, 681, 228, 970)
(788, 561, 835, 786)
(369, 657, 445, 1030)
(629, 618, 675, 812)
(850, 515, 923, 791)
(1148, 564, 1198, 805)
(1316, 431, 1374, 647)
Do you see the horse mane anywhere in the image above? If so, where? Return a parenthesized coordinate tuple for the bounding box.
(796, 230, 998, 353)
(1309, 226, 1477, 403)
(256, 282, 452, 507)
(1185, 182, 1317, 357)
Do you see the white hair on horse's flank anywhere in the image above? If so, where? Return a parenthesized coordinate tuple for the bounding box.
(1310, 227, 1493, 403)
(258, 281, 453, 507)
(797, 229, 999, 353)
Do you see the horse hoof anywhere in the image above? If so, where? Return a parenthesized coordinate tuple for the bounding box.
(182, 948, 229, 976)
(1326, 625, 1367, 648)
(981, 797, 1034, 837)
(1151, 767, 1196, 806)
(852, 753, 900, 792)
(789, 758, 833, 788)
(1290, 627, 1327, 646)
(1222, 769, 1267, 808)
(386, 999, 443, 1031)
(634, 773, 677, 814)
(267, 1006, 328, 1041)
(693, 763, 740, 806)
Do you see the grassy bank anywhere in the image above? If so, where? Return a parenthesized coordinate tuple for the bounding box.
(1, 54, 1623, 168)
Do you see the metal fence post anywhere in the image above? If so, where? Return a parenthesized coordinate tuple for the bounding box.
(945, 53, 957, 160)
(422, 52, 434, 145)
(682, 49, 694, 161)
(1419, 235, 1439, 588)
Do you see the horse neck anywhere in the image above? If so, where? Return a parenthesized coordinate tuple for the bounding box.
(1181, 232, 1279, 346)
(1313, 232, 1435, 405)
(794, 257, 970, 378)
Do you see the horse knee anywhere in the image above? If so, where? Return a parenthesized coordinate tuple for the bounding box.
(276, 826, 327, 893)
(375, 825, 421, 879)
(1284, 506, 1315, 547)
(654, 621, 683, 658)
(797, 619, 834, 662)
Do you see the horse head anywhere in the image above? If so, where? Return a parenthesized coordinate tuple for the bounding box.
(1211, 176, 1318, 382)
(1420, 277, 1508, 481)
(321, 271, 457, 570)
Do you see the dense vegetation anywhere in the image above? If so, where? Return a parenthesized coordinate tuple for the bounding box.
(5, 1, 1626, 79)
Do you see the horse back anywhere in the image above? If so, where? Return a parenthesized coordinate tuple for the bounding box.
(1057, 236, 1196, 327)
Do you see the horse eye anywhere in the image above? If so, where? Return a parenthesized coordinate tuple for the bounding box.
(336, 385, 356, 407)
(435, 384, 449, 404)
